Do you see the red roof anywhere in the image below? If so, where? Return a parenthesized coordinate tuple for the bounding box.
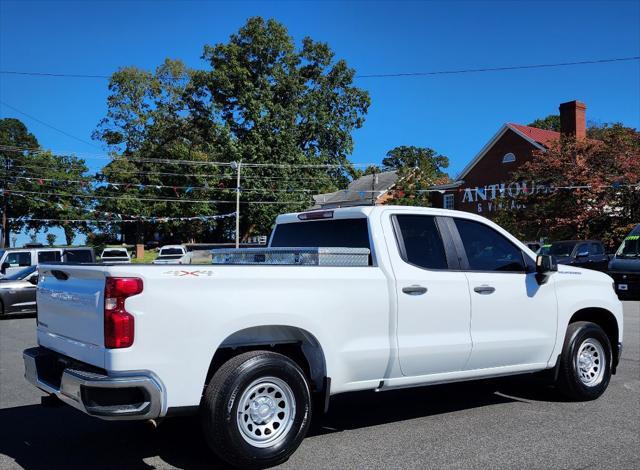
(507, 123, 560, 148)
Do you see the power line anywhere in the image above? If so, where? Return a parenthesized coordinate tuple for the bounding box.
(7, 176, 321, 194)
(356, 56, 640, 78)
(0, 144, 377, 168)
(0, 101, 101, 149)
(2, 56, 638, 80)
(4, 189, 312, 205)
(0, 71, 110, 79)
(10, 211, 238, 224)
(6, 165, 334, 182)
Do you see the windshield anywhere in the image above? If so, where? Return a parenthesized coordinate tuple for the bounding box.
(102, 250, 128, 258)
(159, 248, 184, 256)
(616, 232, 640, 258)
(539, 241, 577, 257)
(2, 265, 37, 280)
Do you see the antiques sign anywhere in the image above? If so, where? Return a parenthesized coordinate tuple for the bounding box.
(460, 180, 555, 214)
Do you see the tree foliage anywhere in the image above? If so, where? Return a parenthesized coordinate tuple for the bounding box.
(506, 126, 640, 247)
(1, 118, 90, 247)
(46, 233, 56, 247)
(94, 17, 370, 241)
(381, 146, 451, 206)
(528, 114, 561, 132)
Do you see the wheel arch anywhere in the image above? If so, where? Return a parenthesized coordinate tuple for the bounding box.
(568, 307, 620, 372)
(205, 325, 329, 406)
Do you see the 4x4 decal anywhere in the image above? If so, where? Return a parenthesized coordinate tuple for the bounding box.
(162, 270, 215, 277)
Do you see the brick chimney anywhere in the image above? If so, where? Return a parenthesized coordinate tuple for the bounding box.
(559, 100, 587, 140)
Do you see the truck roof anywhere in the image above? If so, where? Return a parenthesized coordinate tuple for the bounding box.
(275, 205, 489, 225)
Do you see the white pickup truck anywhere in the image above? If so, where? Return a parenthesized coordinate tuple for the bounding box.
(24, 206, 623, 468)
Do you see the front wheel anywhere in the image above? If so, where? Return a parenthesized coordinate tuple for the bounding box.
(556, 321, 612, 401)
(201, 351, 312, 469)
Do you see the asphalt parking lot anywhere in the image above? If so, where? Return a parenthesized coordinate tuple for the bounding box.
(1, 303, 638, 469)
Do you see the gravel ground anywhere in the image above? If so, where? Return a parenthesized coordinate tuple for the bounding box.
(0, 303, 638, 469)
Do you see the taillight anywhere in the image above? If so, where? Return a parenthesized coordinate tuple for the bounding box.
(104, 277, 143, 349)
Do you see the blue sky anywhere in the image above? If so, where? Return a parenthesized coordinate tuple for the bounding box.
(1, 0, 639, 245)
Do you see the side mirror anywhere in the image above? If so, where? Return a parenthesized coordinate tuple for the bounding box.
(536, 254, 557, 274)
(1, 262, 8, 273)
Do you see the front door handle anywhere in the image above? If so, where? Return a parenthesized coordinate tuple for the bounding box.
(473, 285, 496, 295)
(402, 285, 428, 296)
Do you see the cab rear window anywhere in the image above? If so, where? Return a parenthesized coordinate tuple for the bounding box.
(270, 219, 370, 250)
(160, 248, 184, 255)
(102, 250, 128, 258)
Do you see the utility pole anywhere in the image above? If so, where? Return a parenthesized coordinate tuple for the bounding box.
(1, 156, 10, 248)
(233, 161, 242, 248)
(371, 169, 378, 206)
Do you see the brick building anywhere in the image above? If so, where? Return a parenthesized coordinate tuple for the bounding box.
(431, 100, 587, 215)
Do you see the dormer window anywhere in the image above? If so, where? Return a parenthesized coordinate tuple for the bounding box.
(502, 152, 516, 163)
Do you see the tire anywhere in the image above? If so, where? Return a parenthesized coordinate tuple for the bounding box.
(556, 321, 612, 401)
(201, 351, 312, 469)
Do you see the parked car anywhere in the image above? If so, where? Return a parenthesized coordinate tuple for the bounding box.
(0, 246, 95, 277)
(608, 224, 640, 301)
(0, 265, 38, 316)
(99, 247, 132, 264)
(152, 245, 187, 264)
(538, 240, 609, 272)
(25, 206, 623, 468)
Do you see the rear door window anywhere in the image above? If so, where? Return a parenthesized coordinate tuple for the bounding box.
(394, 215, 448, 270)
(38, 251, 61, 263)
(270, 218, 370, 249)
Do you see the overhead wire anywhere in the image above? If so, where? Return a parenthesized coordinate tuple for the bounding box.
(3, 189, 313, 205)
(1, 56, 638, 80)
(0, 101, 101, 149)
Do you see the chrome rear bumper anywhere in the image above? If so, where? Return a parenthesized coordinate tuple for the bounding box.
(24, 347, 163, 420)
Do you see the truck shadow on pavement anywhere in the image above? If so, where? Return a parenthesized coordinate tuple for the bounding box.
(0, 313, 36, 321)
(0, 378, 555, 469)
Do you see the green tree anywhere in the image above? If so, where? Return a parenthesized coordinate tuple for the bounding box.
(0, 118, 90, 247)
(528, 115, 561, 132)
(381, 146, 450, 206)
(1, 118, 39, 247)
(94, 59, 235, 243)
(94, 17, 370, 242)
(46, 233, 57, 247)
(191, 17, 370, 238)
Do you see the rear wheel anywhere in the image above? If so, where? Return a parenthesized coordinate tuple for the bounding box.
(201, 351, 312, 469)
(556, 321, 612, 400)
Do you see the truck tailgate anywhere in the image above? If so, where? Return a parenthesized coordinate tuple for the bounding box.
(37, 265, 107, 367)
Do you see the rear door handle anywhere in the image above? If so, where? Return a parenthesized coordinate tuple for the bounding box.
(473, 285, 496, 295)
(402, 285, 428, 296)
